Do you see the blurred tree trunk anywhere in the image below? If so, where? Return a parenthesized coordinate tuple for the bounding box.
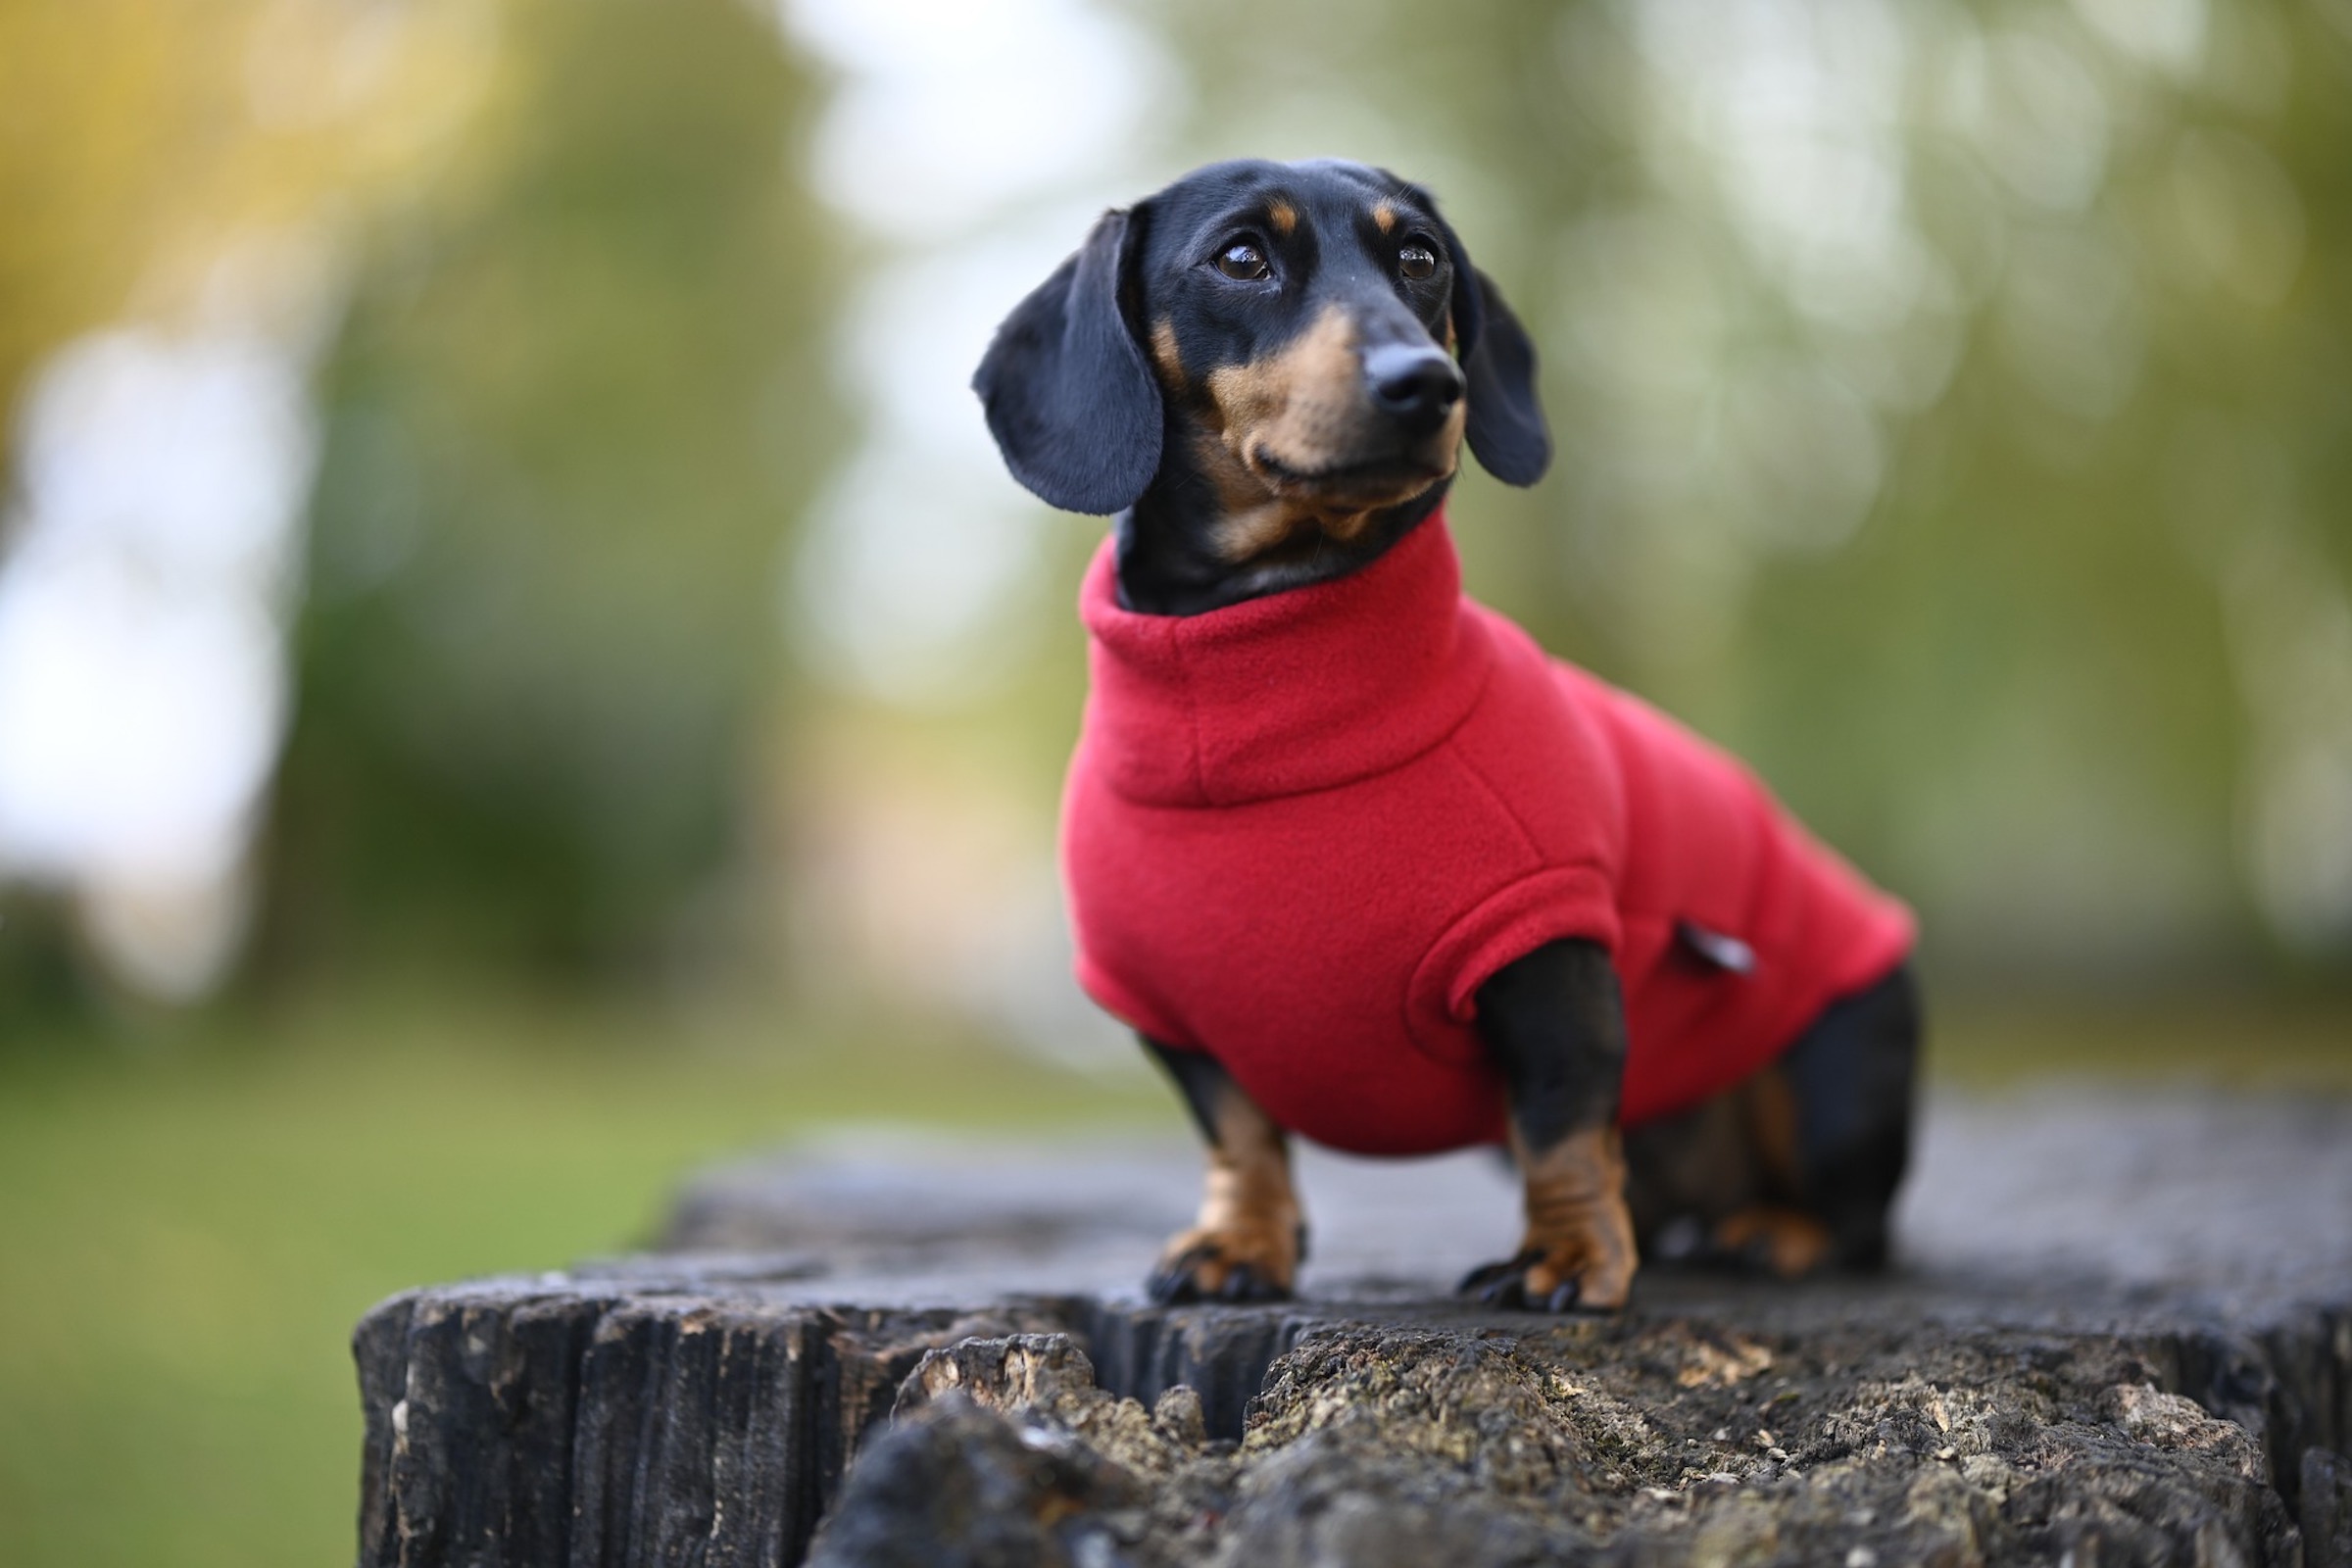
(259, 0, 843, 984)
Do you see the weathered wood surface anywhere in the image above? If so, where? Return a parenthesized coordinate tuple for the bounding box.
(355, 1088, 2352, 1567)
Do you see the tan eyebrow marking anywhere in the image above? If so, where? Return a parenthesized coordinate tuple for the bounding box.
(1371, 201, 1396, 234)
(1266, 199, 1298, 237)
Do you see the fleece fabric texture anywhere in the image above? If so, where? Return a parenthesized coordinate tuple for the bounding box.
(1062, 513, 1915, 1157)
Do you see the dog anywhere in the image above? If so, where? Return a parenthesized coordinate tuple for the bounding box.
(974, 159, 1920, 1312)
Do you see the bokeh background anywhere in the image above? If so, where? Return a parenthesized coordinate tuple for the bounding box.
(4, 0, 2349, 1561)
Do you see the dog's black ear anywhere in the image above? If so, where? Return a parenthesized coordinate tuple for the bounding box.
(973, 208, 1162, 515)
(1456, 266, 1549, 487)
(1389, 179, 1549, 488)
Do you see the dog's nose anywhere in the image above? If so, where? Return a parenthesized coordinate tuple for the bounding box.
(1364, 343, 1465, 426)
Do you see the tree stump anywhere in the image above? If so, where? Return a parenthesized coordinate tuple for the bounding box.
(355, 1089, 2352, 1567)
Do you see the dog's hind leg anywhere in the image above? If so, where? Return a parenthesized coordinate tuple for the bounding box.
(1626, 961, 1921, 1276)
(1773, 960, 1920, 1269)
(1140, 1038, 1303, 1303)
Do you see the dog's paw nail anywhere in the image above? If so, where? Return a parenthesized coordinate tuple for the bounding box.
(1147, 1261, 1208, 1305)
(1219, 1266, 1254, 1301)
(1456, 1262, 1506, 1295)
(1149, 1243, 1222, 1304)
(1544, 1282, 1580, 1313)
(1459, 1250, 1537, 1297)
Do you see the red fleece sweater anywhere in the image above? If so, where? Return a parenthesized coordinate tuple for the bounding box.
(1063, 514, 1914, 1157)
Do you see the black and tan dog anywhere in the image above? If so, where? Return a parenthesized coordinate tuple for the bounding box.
(975, 159, 1919, 1312)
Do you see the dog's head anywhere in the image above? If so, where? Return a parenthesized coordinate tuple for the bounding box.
(974, 160, 1548, 566)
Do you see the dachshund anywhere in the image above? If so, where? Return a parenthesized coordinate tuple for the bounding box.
(974, 158, 1919, 1312)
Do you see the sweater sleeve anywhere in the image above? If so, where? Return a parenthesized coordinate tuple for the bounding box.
(1402, 862, 1623, 1068)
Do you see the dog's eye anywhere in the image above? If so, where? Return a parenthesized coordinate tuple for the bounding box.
(1215, 242, 1270, 281)
(1398, 243, 1439, 281)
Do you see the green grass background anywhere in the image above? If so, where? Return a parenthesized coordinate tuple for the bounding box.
(1, 992, 2344, 1568)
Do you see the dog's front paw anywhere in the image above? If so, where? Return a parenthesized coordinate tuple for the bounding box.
(1458, 1241, 1633, 1314)
(1147, 1223, 1299, 1304)
(1465, 1128, 1639, 1312)
(1459, 1207, 1637, 1314)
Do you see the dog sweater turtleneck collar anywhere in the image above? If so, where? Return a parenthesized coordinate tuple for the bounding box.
(1063, 508, 1915, 1157)
(1079, 513, 1487, 807)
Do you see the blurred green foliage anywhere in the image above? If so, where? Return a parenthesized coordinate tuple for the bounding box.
(265, 0, 839, 978)
(7, 0, 2350, 1002)
(0, 0, 283, 473)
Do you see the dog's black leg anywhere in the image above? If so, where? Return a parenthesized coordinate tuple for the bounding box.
(1140, 1036, 1302, 1303)
(1777, 961, 1920, 1269)
(1458, 939, 1638, 1313)
(1625, 962, 1921, 1279)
